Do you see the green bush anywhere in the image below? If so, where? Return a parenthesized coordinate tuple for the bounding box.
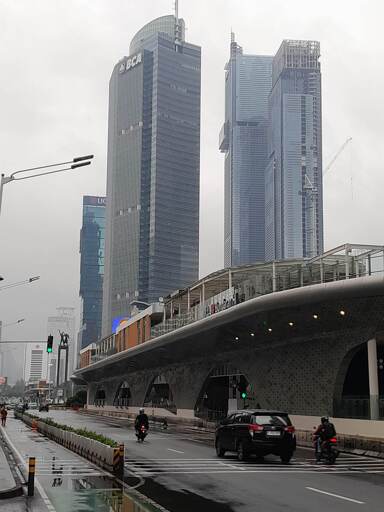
(22, 411, 117, 447)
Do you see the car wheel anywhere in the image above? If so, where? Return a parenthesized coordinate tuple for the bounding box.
(215, 439, 225, 458)
(280, 452, 293, 465)
(237, 442, 248, 462)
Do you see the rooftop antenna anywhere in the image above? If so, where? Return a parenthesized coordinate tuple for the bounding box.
(231, 30, 235, 44)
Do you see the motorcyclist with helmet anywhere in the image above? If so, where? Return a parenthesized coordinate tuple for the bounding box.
(313, 416, 337, 461)
(135, 407, 149, 433)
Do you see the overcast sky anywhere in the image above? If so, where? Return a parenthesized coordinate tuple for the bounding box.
(0, 0, 383, 377)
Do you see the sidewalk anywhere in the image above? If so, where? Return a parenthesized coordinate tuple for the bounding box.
(0, 428, 21, 500)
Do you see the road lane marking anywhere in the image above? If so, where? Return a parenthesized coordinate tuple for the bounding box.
(221, 462, 246, 471)
(0, 425, 56, 512)
(167, 448, 185, 454)
(306, 487, 365, 504)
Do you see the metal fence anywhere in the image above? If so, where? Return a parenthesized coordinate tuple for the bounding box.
(334, 398, 384, 420)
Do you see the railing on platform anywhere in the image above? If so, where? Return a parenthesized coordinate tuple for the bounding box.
(334, 397, 384, 420)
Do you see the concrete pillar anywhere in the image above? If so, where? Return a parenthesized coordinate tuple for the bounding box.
(367, 338, 380, 420)
(228, 270, 232, 290)
(272, 262, 277, 292)
(187, 290, 191, 312)
(320, 260, 324, 283)
(170, 301, 173, 319)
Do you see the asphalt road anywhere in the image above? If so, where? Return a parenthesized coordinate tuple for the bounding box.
(2, 414, 161, 512)
(31, 410, 384, 512)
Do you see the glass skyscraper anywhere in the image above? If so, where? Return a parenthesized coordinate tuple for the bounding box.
(220, 36, 272, 266)
(79, 196, 105, 349)
(265, 40, 323, 260)
(102, 15, 201, 336)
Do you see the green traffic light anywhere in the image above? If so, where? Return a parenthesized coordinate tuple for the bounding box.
(241, 392, 247, 399)
(47, 347, 52, 353)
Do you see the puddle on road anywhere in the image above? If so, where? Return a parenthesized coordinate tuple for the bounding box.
(46, 476, 161, 512)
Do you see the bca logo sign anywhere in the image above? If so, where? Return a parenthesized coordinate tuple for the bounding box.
(119, 53, 142, 74)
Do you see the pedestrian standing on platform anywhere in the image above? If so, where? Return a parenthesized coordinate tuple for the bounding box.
(0, 406, 7, 426)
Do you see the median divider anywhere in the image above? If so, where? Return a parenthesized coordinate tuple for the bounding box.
(15, 411, 124, 475)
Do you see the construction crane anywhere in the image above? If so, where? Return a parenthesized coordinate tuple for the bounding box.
(324, 137, 352, 176)
(300, 137, 352, 257)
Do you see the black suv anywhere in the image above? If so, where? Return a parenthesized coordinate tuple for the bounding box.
(215, 409, 296, 463)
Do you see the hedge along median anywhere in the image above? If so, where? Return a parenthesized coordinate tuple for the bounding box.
(15, 411, 124, 474)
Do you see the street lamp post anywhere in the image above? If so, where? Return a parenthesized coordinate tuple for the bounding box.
(0, 154, 93, 215)
(0, 276, 40, 292)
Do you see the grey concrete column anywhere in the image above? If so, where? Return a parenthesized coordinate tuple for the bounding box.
(367, 338, 380, 420)
(272, 262, 277, 292)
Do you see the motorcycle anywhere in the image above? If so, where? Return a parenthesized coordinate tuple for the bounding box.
(136, 424, 148, 442)
(314, 436, 339, 464)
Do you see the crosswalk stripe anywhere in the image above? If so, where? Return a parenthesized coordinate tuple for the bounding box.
(125, 455, 384, 476)
(24, 456, 103, 477)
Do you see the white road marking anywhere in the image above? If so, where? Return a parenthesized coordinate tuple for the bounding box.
(167, 448, 185, 454)
(306, 487, 365, 505)
(0, 425, 56, 512)
(125, 454, 384, 477)
(221, 462, 246, 471)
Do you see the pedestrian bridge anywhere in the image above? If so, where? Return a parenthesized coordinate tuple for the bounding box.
(73, 244, 384, 422)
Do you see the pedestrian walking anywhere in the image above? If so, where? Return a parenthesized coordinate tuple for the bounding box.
(0, 406, 7, 426)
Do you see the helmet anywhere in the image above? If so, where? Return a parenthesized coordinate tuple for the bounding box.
(139, 407, 145, 414)
(321, 416, 329, 424)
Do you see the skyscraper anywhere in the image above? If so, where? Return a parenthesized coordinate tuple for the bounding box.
(220, 36, 272, 266)
(79, 196, 105, 351)
(265, 40, 323, 260)
(102, 14, 201, 336)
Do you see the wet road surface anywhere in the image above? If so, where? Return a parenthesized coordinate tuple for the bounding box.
(2, 414, 166, 512)
(27, 410, 384, 512)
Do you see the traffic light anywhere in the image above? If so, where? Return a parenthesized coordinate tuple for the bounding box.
(237, 380, 248, 400)
(47, 335, 53, 353)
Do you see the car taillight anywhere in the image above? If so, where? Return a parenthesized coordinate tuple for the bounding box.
(284, 426, 295, 434)
(249, 424, 264, 435)
(329, 437, 337, 443)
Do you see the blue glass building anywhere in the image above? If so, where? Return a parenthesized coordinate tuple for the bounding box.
(220, 36, 272, 266)
(102, 15, 201, 335)
(79, 196, 106, 349)
(265, 40, 323, 260)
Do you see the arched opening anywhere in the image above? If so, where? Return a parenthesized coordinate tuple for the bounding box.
(94, 388, 106, 407)
(194, 365, 250, 422)
(113, 381, 131, 408)
(334, 343, 384, 418)
(143, 375, 176, 414)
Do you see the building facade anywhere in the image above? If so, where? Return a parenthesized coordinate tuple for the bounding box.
(265, 40, 323, 260)
(79, 196, 105, 351)
(102, 15, 201, 336)
(220, 36, 272, 266)
(23, 343, 48, 384)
